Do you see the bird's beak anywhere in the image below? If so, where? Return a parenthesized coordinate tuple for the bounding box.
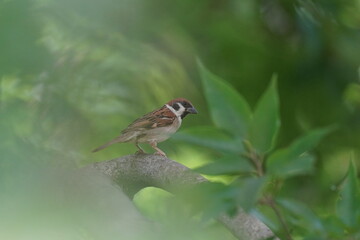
(186, 107, 198, 114)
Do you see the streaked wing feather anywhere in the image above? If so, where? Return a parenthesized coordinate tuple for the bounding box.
(121, 106, 175, 133)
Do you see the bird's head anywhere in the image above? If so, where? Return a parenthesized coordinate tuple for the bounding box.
(166, 98, 198, 119)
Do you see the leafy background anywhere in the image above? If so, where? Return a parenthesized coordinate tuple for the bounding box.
(1, 0, 360, 239)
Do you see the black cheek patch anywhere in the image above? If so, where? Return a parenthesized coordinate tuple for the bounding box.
(172, 103, 180, 111)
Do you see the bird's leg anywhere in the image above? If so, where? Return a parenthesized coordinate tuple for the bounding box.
(149, 141, 166, 157)
(135, 142, 145, 155)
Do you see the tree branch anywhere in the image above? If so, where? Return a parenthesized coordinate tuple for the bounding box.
(91, 153, 275, 240)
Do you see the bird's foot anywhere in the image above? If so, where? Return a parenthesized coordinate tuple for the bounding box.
(154, 151, 167, 157)
(135, 149, 146, 155)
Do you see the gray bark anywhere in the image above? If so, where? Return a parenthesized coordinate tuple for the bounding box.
(91, 153, 275, 240)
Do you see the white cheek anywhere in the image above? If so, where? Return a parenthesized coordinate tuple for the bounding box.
(166, 104, 177, 115)
(176, 103, 186, 117)
(166, 104, 184, 118)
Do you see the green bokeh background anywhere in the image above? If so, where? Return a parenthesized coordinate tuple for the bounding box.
(1, 0, 360, 239)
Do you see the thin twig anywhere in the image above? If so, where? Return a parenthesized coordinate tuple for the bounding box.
(246, 151, 264, 177)
(265, 197, 292, 240)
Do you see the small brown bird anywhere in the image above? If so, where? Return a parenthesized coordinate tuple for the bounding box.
(92, 98, 198, 156)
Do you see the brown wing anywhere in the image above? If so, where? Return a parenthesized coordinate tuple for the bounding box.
(121, 106, 176, 133)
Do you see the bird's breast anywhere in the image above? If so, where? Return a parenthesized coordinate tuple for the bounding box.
(137, 118, 181, 143)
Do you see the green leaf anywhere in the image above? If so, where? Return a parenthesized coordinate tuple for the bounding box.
(267, 127, 333, 178)
(252, 209, 280, 232)
(321, 216, 347, 238)
(183, 182, 238, 221)
(267, 151, 315, 178)
(235, 177, 266, 211)
(248, 75, 280, 154)
(289, 127, 335, 156)
(202, 184, 239, 221)
(197, 60, 251, 138)
(174, 126, 244, 153)
(194, 155, 254, 175)
(277, 198, 325, 234)
(337, 160, 360, 228)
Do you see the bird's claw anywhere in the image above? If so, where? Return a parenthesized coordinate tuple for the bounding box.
(154, 151, 167, 157)
(135, 150, 145, 155)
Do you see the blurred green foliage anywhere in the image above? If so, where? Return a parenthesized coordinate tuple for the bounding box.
(1, 0, 360, 239)
(181, 63, 357, 239)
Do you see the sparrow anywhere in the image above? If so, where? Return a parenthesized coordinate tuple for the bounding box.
(92, 98, 198, 156)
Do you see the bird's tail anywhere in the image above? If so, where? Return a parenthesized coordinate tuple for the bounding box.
(92, 137, 123, 153)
